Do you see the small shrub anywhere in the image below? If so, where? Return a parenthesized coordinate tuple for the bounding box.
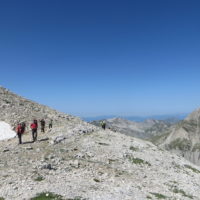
(93, 178, 100, 182)
(129, 146, 138, 151)
(129, 157, 151, 166)
(34, 175, 45, 182)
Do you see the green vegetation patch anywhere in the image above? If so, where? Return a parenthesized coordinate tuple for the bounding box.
(149, 132, 170, 145)
(129, 157, 151, 166)
(192, 143, 200, 152)
(176, 120, 197, 132)
(150, 192, 167, 199)
(34, 175, 45, 182)
(31, 192, 64, 200)
(0, 197, 5, 200)
(172, 187, 193, 199)
(168, 138, 192, 151)
(129, 146, 138, 151)
(184, 164, 200, 174)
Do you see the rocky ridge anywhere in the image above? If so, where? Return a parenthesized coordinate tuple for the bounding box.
(0, 86, 94, 132)
(161, 108, 200, 166)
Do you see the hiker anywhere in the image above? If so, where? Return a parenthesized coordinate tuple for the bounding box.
(40, 119, 45, 133)
(16, 123, 23, 144)
(100, 120, 106, 130)
(21, 122, 26, 134)
(49, 119, 53, 129)
(30, 120, 38, 142)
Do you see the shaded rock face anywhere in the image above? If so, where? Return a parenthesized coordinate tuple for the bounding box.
(92, 117, 172, 140)
(161, 108, 200, 166)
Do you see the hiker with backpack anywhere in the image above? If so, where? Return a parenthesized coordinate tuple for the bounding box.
(40, 119, 45, 133)
(100, 120, 106, 130)
(16, 123, 23, 144)
(21, 122, 26, 134)
(49, 119, 53, 129)
(30, 119, 38, 142)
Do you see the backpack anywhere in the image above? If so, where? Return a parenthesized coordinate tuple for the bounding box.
(16, 124, 22, 134)
(31, 123, 37, 129)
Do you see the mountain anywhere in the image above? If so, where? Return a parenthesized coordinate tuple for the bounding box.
(84, 114, 187, 122)
(161, 108, 200, 166)
(0, 87, 200, 199)
(91, 117, 172, 140)
(0, 86, 87, 129)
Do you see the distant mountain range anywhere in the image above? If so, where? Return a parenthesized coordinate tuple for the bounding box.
(84, 113, 188, 123)
(91, 117, 173, 140)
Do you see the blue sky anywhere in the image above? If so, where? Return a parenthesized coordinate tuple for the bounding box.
(0, 0, 200, 117)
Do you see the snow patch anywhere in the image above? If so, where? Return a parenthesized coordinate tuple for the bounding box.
(0, 121, 16, 140)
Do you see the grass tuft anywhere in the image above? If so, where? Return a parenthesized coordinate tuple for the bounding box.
(184, 164, 200, 174)
(31, 192, 63, 200)
(150, 192, 167, 199)
(173, 187, 193, 199)
(129, 157, 151, 166)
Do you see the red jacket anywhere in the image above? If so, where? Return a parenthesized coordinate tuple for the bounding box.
(16, 125, 22, 134)
(30, 123, 37, 129)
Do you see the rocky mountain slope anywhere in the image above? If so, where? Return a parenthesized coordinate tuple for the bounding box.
(161, 108, 200, 166)
(1, 124, 200, 199)
(1, 87, 200, 199)
(91, 118, 172, 140)
(0, 86, 89, 131)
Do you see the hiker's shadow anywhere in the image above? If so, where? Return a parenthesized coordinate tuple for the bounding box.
(38, 138, 49, 142)
(22, 138, 49, 144)
(23, 141, 34, 144)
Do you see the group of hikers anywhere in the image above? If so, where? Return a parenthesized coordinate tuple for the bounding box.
(16, 119, 53, 144)
(15, 119, 107, 145)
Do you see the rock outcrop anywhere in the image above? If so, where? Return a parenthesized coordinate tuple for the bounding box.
(161, 108, 200, 166)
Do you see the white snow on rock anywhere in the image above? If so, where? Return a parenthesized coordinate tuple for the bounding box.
(0, 121, 16, 140)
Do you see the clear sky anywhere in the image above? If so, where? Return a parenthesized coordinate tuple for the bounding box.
(0, 0, 200, 117)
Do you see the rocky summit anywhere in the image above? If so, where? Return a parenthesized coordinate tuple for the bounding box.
(0, 87, 200, 199)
